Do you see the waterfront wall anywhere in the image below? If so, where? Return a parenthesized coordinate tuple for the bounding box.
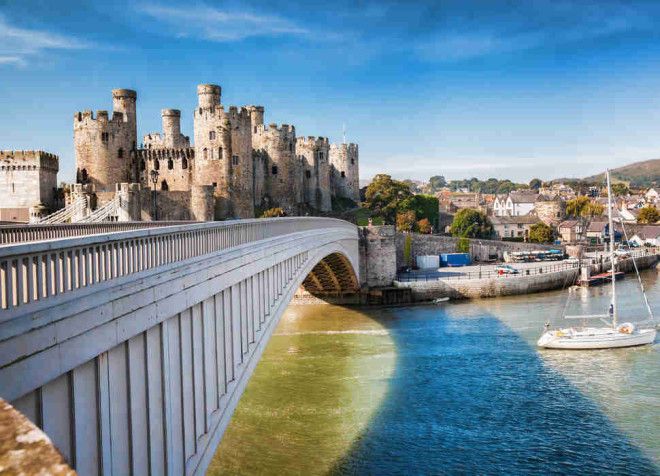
(395, 253, 658, 301)
(360, 225, 397, 287)
(395, 233, 560, 267)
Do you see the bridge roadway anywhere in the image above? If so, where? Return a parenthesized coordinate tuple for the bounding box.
(0, 218, 360, 475)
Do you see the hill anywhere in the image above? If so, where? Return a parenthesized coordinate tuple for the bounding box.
(583, 159, 660, 188)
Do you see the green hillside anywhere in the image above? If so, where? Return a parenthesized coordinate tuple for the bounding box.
(584, 159, 660, 188)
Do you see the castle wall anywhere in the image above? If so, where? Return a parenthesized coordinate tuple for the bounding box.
(329, 143, 359, 202)
(138, 189, 192, 221)
(137, 148, 193, 192)
(0, 151, 59, 211)
(535, 199, 566, 227)
(253, 123, 301, 214)
(74, 89, 137, 192)
(296, 136, 331, 211)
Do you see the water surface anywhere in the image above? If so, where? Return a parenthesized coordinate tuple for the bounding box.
(210, 271, 660, 475)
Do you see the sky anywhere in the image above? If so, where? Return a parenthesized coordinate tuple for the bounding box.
(3, 0, 660, 184)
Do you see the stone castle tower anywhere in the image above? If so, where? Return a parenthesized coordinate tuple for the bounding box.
(296, 136, 331, 211)
(74, 89, 137, 192)
(330, 143, 360, 202)
(193, 84, 254, 218)
(74, 84, 359, 221)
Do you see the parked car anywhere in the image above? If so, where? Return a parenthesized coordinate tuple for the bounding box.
(495, 265, 519, 275)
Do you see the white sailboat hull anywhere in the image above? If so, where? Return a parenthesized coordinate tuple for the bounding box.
(537, 327, 656, 349)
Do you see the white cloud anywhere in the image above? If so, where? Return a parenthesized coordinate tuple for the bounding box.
(138, 4, 310, 42)
(0, 15, 90, 67)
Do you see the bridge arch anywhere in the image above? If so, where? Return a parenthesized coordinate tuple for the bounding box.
(0, 218, 361, 475)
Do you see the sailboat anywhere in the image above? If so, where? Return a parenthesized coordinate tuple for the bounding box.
(537, 170, 657, 350)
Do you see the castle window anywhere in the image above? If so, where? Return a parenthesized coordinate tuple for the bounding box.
(212, 182, 217, 188)
(218, 147, 223, 159)
(11, 183, 15, 193)
(272, 165, 278, 175)
(341, 171, 346, 178)
(182, 158, 188, 169)
(199, 108, 202, 115)
(203, 148, 208, 160)
(77, 112, 82, 121)
(319, 152, 324, 160)
(351, 158, 355, 164)
(154, 159, 160, 170)
(232, 155, 239, 166)
(289, 142, 294, 152)
(305, 170, 311, 179)
(209, 131, 216, 140)
(132, 141, 136, 149)
(140, 160, 146, 171)
(101, 132, 108, 142)
(81, 168, 88, 182)
(118, 148, 124, 159)
(161, 180, 169, 191)
(254, 126, 257, 133)
(168, 159, 174, 170)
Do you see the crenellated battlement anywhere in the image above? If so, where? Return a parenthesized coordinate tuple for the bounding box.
(136, 148, 194, 161)
(256, 123, 296, 139)
(0, 150, 59, 173)
(297, 136, 329, 146)
(73, 109, 127, 126)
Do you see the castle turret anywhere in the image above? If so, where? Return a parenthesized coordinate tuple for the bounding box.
(74, 89, 137, 192)
(246, 105, 265, 133)
(330, 143, 359, 203)
(296, 136, 331, 211)
(193, 84, 254, 218)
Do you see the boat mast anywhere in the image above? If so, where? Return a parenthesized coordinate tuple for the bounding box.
(606, 169, 617, 327)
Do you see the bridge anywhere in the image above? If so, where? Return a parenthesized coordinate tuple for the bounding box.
(0, 218, 360, 475)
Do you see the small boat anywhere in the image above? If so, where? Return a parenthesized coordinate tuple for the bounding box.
(537, 169, 657, 350)
(433, 297, 450, 304)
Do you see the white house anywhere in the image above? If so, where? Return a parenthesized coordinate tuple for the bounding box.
(629, 225, 660, 247)
(493, 192, 538, 217)
(645, 188, 659, 203)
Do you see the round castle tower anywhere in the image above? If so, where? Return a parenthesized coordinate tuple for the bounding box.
(535, 195, 566, 227)
(74, 89, 137, 192)
(253, 123, 302, 214)
(193, 84, 254, 219)
(329, 143, 360, 202)
(296, 136, 331, 211)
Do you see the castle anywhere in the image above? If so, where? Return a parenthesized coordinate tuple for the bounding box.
(74, 85, 360, 220)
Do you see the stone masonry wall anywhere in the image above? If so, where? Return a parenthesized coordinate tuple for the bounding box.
(359, 225, 397, 287)
(0, 151, 59, 210)
(395, 232, 562, 268)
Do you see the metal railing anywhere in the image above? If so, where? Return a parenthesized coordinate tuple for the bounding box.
(0, 218, 356, 312)
(0, 221, 195, 245)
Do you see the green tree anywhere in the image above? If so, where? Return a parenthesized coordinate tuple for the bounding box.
(566, 196, 590, 217)
(529, 178, 542, 191)
(449, 208, 493, 239)
(364, 174, 412, 223)
(428, 175, 447, 191)
(401, 179, 421, 193)
(582, 202, 604, 218)
(456, 237, 470, 253)
(398, 194, 439, 227)
(529, 222, 554, 243)
(638, 205, 660, 224)
(417, 218, 432, 234)
(611, 183, 630, 196)
(396, 210, 417, 232)
(260, 207, 286, 218)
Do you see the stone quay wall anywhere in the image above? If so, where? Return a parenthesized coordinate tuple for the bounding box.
(396, 232, 561, 267)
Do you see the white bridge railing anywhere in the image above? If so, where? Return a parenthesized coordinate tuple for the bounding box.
(37, 197, 87, 224)
(0, 218, 356, 313)
(79, 196, 119, 223)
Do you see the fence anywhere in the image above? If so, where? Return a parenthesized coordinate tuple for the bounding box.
(0, 217, 356, 312)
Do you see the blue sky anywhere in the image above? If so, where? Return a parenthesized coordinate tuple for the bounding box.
(3, 0, 660, 183)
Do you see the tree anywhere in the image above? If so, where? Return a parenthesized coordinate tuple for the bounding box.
(398, 194, 439, 227)
(396, 210, 417, 232)
(582, 202, 604, 218)
(565, 196, 590, 217)
(429, 175, 447, 191)
(456, 237, 470, 253)
(260, 207, 286, 218)
(364, 174, 412, 223)
(529, 178, 542, 191)
(449, 208, 493, 239)
(611, 183, 630, 197)
(529, 222, 554, 243)
(401, 179, 421, 193)
(417, 218, 432, 234)
(638, 205, 660, 224)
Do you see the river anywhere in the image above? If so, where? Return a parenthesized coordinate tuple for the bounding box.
(209, 270, 660, 475)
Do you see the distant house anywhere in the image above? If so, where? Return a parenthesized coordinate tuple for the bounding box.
(645, 188, 659, 203)
(490, 215, 540, 239)
(629, 225, 660, 246)
(617, 207, 639, 223)
(585, 220, 622, 245)
(558, 220, 584, 243)
(437, 191, 484, 213)
(493, 191, 538, 217)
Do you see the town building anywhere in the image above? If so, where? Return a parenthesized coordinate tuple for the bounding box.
(0, 150, 60, 222)
(629, 224, 660, 246)
(490, 214, 540, 240)
(492, 191, 537, 217)
(74, 85, 360, 221)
